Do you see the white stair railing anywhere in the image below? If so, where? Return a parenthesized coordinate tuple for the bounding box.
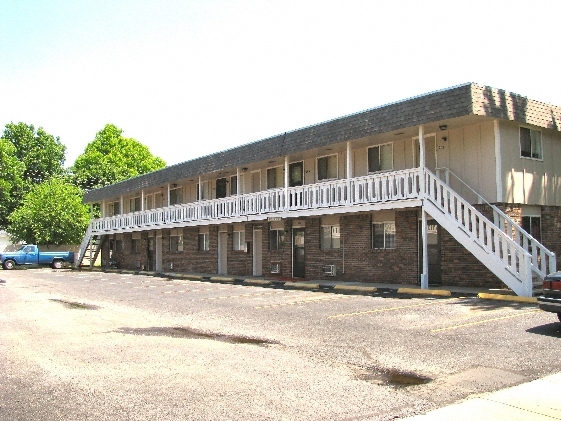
(436, 167, 556, 280)
(75, 223, 93, 267)
(424, 168, 533, 296)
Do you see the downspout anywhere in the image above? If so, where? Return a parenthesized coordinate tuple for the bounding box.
(346, 141, 353, 204)
(284, 156, 289, 210)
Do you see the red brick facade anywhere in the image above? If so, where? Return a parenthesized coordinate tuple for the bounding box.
(101, 205, 561, 287)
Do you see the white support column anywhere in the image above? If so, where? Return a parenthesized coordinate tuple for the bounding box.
(419, 124, 428, 288)
(167, 184, 171, 206)
(101, 200, 105, 218)
(421, 210, 429, 289)
(494, 119, 503, 203)
(284, 156, 289, 210)
(198, 176, 202, 201)
(419, 125, 426, 169)
(141, 190, 145, 211)
(236, 168, 241, 195)
(346, 141, 353, 204)
(119, 196, 123, 215)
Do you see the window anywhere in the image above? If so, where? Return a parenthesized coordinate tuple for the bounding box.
(198, 233, 209, 251)
(321, 225, 340, 250)
(131, 239, 139, 253)
(230, 175, 238, 195)
(520, 127, 542, 159)
(233, 230, 246, 251)
(129, 197, 140, 212)
(170, 235, 183, 252)
(372, 222, 396, 249)
(522, 216, 541, 242)
(170, 187, 183, 205)
(368, 143, 393, 173)
(270, 229, 285, 251)
(317, 154, 338, 180)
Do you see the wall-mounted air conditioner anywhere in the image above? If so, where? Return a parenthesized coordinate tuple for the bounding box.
(323, 265, 336, 276)
(271, 262, 281, 274)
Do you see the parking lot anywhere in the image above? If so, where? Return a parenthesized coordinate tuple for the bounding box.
(1, 269, 560, 420)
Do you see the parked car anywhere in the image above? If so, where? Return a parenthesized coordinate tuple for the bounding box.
(0, 244, 75, 270)
(537, 272, 561, 322)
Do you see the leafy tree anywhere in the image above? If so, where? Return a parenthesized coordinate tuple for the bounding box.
(8, 178, 90, 245)
(0, 139, 25, 228)
(72, 124, 166, 190)
(1, 122, 67, 186)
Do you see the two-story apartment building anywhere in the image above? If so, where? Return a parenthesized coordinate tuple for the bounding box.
(79, 83, 561, 296)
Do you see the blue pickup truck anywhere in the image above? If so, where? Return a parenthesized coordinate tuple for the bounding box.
(0, 245, 75, 270)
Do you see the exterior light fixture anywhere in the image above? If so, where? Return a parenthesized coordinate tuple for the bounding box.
(439, 125, 448, 131)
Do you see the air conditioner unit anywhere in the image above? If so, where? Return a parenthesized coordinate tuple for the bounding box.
(271, 262, 281, 274)
(323, 265, 336, 276)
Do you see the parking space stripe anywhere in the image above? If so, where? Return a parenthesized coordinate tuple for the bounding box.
(430, 309, 541, 332)
(256, 294, 352, 309)
(327, 300, 442, 319)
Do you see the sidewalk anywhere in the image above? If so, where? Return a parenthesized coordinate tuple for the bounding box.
(402, 371, 561, 420)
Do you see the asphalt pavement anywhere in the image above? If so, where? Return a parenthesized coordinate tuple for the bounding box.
(86, 267, 557, 420)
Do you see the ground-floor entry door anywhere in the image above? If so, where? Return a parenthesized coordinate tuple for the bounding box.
(253, 228, 262, 276)
(218, 231, 227, 275)
(155, 235, 162, 272)
(147, 238, 155, 271)
(418, 219, 441, 285)
(292, 228, 305, 278)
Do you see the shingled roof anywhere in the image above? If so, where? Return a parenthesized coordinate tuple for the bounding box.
(83, 83, 561, 203)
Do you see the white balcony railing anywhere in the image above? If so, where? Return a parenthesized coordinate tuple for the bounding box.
(90, 168, 421, 233)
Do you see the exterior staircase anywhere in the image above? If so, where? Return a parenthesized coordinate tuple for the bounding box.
(76, 226, 104, 268)
(423, 169, 555, 297)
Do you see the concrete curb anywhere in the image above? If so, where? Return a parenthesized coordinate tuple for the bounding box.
(397, 287, 452, 297)
(244, 279, 273, 286)
(72, 268, 539, 303)
(286, 283, 320, 290)
(209, 276, 235, 283)
(478, 293, 537, 303)
(333, 285, 378, 293)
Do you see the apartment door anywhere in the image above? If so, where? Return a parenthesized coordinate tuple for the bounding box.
(251, 171, 261, 193)
(155, 235, 162, 272)
(289, 161, 304, 187)
(418, 219, 441, 285)
(292, 228, 305, 278)
(216, 178, 227, 199)
(415, 135, 437, 172)
(218, 231, 228, 275)
(147, 238, 155, 271)
(253, 228, 262, 276)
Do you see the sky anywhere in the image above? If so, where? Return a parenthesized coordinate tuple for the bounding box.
(2, 0, 561, 168)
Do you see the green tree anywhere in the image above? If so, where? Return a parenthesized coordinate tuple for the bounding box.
(1, 122, 67, 185)
(72, 124, 166, 190)
(0, 139, 25, 228)
(8, 178, 90, 245)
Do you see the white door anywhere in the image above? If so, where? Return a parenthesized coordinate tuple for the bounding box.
(155, 235, 162, 272)
(252, 228, 262, 276)
(251, 171, 261, 193)
(218, 231, 228, 275)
